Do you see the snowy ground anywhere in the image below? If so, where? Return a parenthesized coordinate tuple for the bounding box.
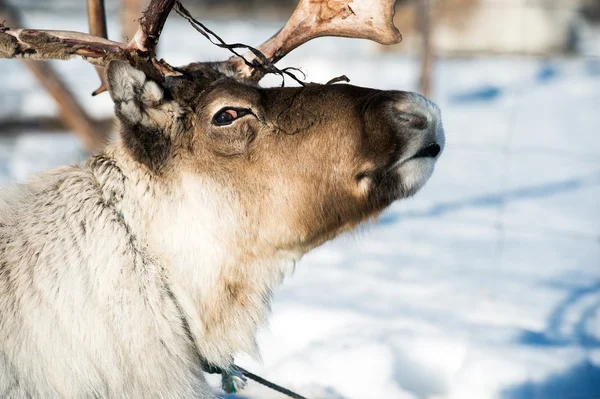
(1, 9, 599, 399)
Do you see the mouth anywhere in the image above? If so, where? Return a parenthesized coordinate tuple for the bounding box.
(393, 142, 442, 170)
(355, 142, 443, 200)
(412, 143, 441, 159)
(388, 142, 442, 197)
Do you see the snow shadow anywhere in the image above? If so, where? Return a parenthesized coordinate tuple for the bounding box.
(586, 59, 600, 76)
(517, 281, 600, 349)
(506, 282, 600, 398)
(500, 361, 600, 399)
(536, 63, 560, 83)
(393, 349, 447, 398)
(450, 85, 502, 103)
(449, 61, 560, 104)
(379, 172, 600, 224)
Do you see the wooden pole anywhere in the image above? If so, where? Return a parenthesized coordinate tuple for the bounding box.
(87, 0, 109, 96)
(418, 0, 434, 97)
(87, 0, 108, 38)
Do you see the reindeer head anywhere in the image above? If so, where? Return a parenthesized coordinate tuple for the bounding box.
(93, 0, 444, 257)
(106, 59, 443, 254)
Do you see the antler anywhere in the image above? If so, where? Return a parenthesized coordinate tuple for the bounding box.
(227, 0, 401, 80)
(0, 0, 402, 85)
(0, 0, 179, 82)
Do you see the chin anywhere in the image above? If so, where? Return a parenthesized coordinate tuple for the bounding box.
(397, 157, 436, 198)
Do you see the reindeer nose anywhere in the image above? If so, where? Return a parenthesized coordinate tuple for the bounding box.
(395, 110, 429, 130)
(414, 142, 441, 158)
(392, 92, 445, 158)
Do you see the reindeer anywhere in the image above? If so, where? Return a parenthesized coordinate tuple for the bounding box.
(0, 0, 444, 397)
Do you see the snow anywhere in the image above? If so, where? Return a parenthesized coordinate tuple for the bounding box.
(1, 10, 599, 399)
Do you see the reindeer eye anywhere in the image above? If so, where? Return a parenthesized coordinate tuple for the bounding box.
(213, 108, 250, 126)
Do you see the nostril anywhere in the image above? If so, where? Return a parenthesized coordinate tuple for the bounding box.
(414, 143, 441, 159)
(396, 112, 429, 131)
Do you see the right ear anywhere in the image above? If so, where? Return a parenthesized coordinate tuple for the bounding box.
(106, 61, 179, 172)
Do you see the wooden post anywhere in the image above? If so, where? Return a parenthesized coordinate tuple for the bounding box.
(0, 0, 107, 151)
(418, 0, 434, 97)
(87, 0, 109, 96)
(87, 0, 108, 38)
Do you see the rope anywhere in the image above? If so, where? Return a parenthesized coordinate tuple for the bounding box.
(232, 365, 309, 399)
(202, 361, 309, 399)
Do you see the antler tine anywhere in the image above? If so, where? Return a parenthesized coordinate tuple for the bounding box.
(228, 0, 401, 80)
(0, 0, 179, 82)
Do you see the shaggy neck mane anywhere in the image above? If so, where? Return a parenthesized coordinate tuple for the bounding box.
(89, 144, 295, 367)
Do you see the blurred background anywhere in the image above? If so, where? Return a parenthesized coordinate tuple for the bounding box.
(0, 0, 599, 398)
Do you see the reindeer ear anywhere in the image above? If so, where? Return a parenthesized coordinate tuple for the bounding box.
(106, 60, 172, 172)
(107, 61, 166, 121)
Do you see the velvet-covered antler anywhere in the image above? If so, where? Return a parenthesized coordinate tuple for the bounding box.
(225, 0, 401, 80)
(0, 0, 401, 83)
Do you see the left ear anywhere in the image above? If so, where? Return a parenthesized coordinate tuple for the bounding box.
(107, 60, 182, 172)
